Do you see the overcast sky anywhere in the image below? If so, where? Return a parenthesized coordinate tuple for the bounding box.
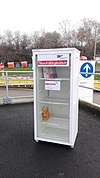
(0, 0, 100, 35)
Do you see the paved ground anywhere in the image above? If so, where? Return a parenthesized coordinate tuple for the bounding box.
(0, 88, 100, 105)
(0, 103, 100, 178)
(95, 66, 100, 71)
(0, 88, 33, 97)
(93, 91, 100, 105)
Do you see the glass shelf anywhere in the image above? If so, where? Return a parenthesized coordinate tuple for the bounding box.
(39, 127, 69, 142)
(39, 78, 70, 81)
(41, 117, 69, 129)
(39, 98, 70, 105)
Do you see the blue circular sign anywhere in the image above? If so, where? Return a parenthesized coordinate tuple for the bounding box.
(16, 63, 20, 68)
(28, 63, 32, 68)
(80, 62, 93, 78)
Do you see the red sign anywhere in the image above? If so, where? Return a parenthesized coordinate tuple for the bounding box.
(21, 61, 28, 67)
(0, 63, 4, 70)
(38, 60, 68, 65)
(8, 62, 14, 68)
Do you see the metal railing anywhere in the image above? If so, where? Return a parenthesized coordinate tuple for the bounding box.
(0, 70, 33, 104)
(79, 71, 100, 106)
(79, 72, 100, 92)
(0, 70, 100, 105)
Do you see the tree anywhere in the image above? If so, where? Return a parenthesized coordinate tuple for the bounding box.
(77, 18, 100, 58)
(1, 30, 15, 63)
(59, 19, 72, 47)
(30, 31, 40, 49)
(33, 31, 62, 49)
(20, 33, 32, 62)
(0, 18, 100, 64)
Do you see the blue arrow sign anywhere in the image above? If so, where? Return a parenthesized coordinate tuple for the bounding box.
(80, 62, 93, 78)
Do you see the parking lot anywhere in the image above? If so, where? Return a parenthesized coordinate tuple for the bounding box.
(0, 103, 100, 178)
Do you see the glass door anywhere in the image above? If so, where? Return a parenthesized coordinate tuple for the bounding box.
(37, 66, 70, 142)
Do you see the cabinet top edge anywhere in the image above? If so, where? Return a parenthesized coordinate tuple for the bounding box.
(32, 48, 80, 54)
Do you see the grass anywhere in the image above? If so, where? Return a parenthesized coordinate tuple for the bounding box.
(2, 67, 32, 75)
(0, 67, 33, 76)
(94, 71, 100, 80)
(4, 67, 32, 71)
(95, 63, 100, 67)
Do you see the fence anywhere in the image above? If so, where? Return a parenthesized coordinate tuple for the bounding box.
(0, 70, 100, 105)
(0, 71, 33, 104)
(79, 71, 100, 106)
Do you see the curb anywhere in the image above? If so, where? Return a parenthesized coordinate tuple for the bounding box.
(0, 96, 34, 105)
(0, 97, 100, 114)
(79, 99, 100, 114)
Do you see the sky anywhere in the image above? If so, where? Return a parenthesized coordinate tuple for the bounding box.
(0, 0, 100, 35)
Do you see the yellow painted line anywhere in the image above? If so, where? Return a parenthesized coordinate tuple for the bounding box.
(0, 78, 33, 85)
(94, 80, 100, 89)
(0, 78, 100, 89)
(0, 79, 6, 84)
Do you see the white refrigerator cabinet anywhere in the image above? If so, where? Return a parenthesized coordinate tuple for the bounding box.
(32, 48, 80, 148)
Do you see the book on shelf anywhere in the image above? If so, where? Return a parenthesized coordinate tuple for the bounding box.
(42, 67, 57, 78)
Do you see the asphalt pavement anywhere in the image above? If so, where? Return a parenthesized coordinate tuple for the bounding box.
(0, 103, 100, 178)
(0, 88, 33, 97)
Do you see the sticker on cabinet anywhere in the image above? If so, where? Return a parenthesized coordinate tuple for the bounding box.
(38, 54, 69, 66)
(45, 80, 60, 91)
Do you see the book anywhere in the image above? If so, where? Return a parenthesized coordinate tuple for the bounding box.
(42, 67, 57, 78)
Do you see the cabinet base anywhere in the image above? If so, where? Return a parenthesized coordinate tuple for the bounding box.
(35, 137, 75, 148)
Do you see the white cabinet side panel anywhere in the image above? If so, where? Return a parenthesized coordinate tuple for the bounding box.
(33, 53, 38, 141)
(70, 50, 80, 145)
